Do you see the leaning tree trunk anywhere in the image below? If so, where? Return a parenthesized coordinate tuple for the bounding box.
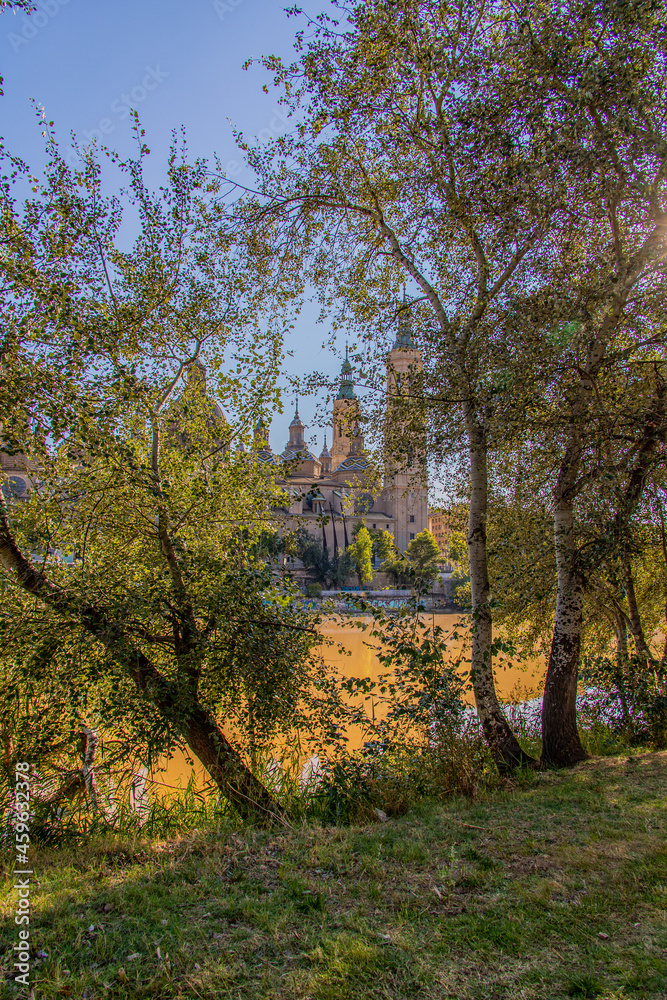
(186, 705, 284, 821)
(80, 637, 285, 823)
(622, 555, 650, 660)
(612, 610, 632, 733)
(0, 509, 285, 823)
(541, 498, 588, 767)
(466, 416, 536, 772)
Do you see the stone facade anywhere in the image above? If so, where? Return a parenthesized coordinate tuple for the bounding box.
(256, 329, 428, 555)
(0, 448, 33, 501)
(0, 325, 429, 561)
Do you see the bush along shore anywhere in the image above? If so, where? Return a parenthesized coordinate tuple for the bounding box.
(1, 750, 665, 1000)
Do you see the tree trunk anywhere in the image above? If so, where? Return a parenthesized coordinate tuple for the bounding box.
(100, 644, 285, 823)
(654, 495, 667, 664)
(622, 555, 650, 659)
(466, 416, 536, 772)
(80, 726, 102, 815)
(612, 612, 632, 733)
(541, 499, 588, 766)
(186, 705, 282, 821)
(0, 508, 285, 824)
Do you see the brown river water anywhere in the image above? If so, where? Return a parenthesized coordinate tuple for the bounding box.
(155, 614, 546, 794)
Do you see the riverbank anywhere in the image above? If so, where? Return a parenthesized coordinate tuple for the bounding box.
(2, 751, 665, 999)
(313, 591, 457, 614)
(154, 612, 545, 794)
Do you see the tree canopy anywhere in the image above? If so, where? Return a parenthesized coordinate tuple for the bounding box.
(0, 135, 329, 822)
(242, 0, 667, 770)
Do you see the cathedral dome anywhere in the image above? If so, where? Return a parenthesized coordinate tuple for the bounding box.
(256, 450, 278, 466)
(334, 453, 370, 473)
(281, 445, 318, 462)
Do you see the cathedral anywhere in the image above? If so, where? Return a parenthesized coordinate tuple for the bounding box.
(255, 320, 428, 555)
(0, 317, 428, 560)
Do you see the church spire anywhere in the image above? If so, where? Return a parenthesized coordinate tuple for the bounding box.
(393, 288, 416, 349)
(287, 397, 306, 449)
(336, 344, 356, 400)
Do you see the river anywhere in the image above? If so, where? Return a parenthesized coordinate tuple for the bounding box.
(154, 614, 546, 794)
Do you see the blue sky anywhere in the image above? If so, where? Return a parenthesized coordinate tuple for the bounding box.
(0, 0, 349, 453)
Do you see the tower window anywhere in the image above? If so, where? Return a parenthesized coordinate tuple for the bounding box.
(409, 515, 415, 523)
(410, 532, 415, 540)
(372, 524, 376, 529)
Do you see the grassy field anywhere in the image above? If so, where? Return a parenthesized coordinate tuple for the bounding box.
(1, 751, 666, 1000)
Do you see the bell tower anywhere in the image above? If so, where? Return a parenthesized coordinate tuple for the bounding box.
(286, 399, 306, 452)
(330, 346, 359, 470)
(382, 296, 428, 551)
(319, 434, 332, 474)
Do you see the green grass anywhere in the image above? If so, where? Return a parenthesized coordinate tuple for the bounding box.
(1, 752, 666, 999)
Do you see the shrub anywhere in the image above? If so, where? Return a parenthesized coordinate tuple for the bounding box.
(580, 653, 667, 749)
(305, 720, 495, 823)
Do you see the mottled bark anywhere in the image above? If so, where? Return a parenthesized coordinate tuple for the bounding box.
(543, 269, 666, 762)
(466, 417, 536, 772)
(656, 498, 667, 663)
(541, 291, 629, 766)
(45, 727, 117, 823)
(542, 499, 588, 766)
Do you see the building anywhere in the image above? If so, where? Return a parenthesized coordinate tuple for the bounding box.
(428, 510, 451, 558)
(0, 449, 33, 502)
(0, 316, 429, 566)
(255, 322, 428, 555)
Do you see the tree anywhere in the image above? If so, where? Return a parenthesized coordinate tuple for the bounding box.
(0, 134, 312, 822)
(372, 528, 395, 562)
(353, 520, 395, 564)
(381, 552, 413, 588)
(248, 0, 553, 769)
(296, 530, 332, 587)
(348, 523, 373, 589)
(381, 530, 441, 596)
(405, 530, 441, 595)
(498, 0, 667, 766)
(248, 0, 667, 771)
(296, 530, 354, 589)
(487, 373, 667, 745)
